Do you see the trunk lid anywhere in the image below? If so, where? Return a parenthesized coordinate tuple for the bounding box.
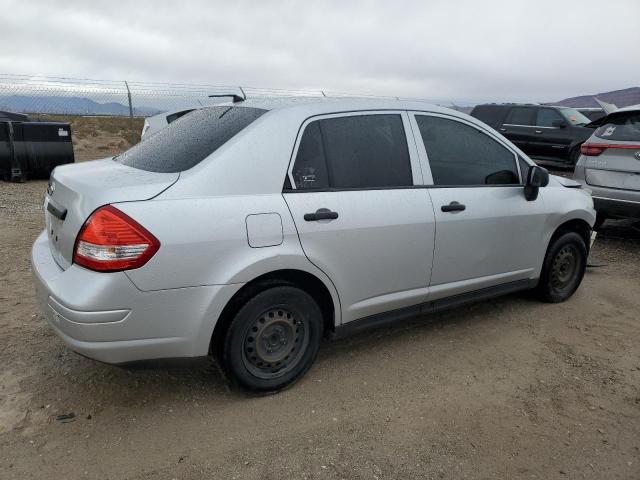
(44, 158, 179, 269)
(585, 145, 640, 191)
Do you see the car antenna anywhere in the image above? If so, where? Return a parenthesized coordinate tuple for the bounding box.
(208, 87, 246, 103)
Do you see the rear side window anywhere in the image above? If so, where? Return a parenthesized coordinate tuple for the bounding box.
(505, 107, 536, 126)
(416, 115, 519, 186)
(470, 105, 505, 126)
(116, 106, 266, 173)
(536, 108, 563, 127)
(291, 114, 412, 190)
(594, 111, 640, 141)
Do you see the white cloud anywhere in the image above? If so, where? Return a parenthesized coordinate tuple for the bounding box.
(0, 0, 638, 103)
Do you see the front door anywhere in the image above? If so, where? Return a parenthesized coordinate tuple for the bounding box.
(283, 112, 436, 324)
(411, 112, 548, 300)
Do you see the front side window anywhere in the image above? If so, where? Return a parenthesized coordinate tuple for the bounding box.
(559, 108, 591, 126)
(505, 107, 536, 126)
(291, 114, 413, 190)
(536, 108, 564, 127)
(416, 115, 519, 186)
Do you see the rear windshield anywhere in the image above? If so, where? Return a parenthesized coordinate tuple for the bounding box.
(559, 108, 590, 126)
(594, 111, 640, 141)
(115, 106, 267, 173)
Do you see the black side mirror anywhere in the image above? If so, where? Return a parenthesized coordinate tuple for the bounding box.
(552, 119, 567, 128)
(524, 165, 549, 201)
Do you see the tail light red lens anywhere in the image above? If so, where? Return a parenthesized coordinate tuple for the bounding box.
(580, 143, 640, 156)
(73, 205, 160, 272)
(580, 144, 607, 156)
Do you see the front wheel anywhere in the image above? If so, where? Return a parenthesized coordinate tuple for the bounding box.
(222, 286, 323, 393)
(537, 231, 587, 303)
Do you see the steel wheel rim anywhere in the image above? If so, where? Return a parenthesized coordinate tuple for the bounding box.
(551, 245, 579, 291)
(242, 307, 309, 379)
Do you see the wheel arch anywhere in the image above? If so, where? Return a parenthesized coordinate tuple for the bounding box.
(210, 269, 339, 361)
(548, 218, 592, 255)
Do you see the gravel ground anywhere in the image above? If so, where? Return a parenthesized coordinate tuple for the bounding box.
(1, 178, 639, 480)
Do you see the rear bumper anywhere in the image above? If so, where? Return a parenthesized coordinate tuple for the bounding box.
(592, 196, 640, 219)
(31, 231, 242, 364)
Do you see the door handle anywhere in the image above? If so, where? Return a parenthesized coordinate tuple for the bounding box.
(535, 130, 543, 134)
(304, 208, 339, 221)
(499, 128, 507, 132)
(441, 201, 466, 213)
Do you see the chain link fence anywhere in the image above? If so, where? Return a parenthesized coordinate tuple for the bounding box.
(0, 73, 462, 114)
(0, 73, 466, 160)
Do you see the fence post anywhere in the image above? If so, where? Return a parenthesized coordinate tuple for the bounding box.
(124, 80, 135, 145)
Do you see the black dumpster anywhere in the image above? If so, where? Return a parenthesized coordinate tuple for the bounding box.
(0, 119, 75, 182)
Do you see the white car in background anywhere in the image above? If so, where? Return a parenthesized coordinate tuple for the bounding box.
(574, 104, 640, 227)
(140, 107, 199, 139)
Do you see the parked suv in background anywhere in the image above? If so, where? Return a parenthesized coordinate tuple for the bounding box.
(32, 98, 595, 393)
(574, 104, 640, 227)
(471, 104, 595, 165)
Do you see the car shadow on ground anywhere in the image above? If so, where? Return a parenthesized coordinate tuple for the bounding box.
(44, 289, 537, 407)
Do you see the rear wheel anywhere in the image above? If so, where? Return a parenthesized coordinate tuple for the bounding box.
(537, 231, 587, 303)
(222, 286, 322, 393)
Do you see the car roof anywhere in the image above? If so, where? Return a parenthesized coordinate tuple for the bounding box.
(212, 96, 463, 118)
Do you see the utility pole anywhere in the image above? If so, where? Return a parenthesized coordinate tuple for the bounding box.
(124, 81, 135, 145)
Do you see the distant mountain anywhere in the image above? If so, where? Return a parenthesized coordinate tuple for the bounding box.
(0, 95, 160, 116)
(553, 87, 640, 108)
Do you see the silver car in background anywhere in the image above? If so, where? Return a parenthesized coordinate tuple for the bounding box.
(32, 97, 595, 393)
(574, 105, 640, 228)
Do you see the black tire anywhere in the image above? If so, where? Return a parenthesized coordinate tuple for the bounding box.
(537, 231, 587, 303)
(222, 286, 322, 393)
(593, 212, 607, 231)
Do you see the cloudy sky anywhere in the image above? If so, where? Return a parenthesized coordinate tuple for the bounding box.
(1, 0, 639, 104)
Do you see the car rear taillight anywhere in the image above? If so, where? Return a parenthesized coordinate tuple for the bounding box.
(580, 143, 640, 156)
(73, 205, 160, 272)
(580, 143, 607, 156)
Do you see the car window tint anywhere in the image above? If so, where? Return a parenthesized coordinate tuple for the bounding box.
(115, 106, 266, 173)
(291, 121, 330, 190)
(0, 123, 9, 141)
(505, 107, 536, 126)
(595, 111, 640, 141)
(416, 115, 519, 186)
(536, 109, 563, 127)
(319, 114, 412, 189)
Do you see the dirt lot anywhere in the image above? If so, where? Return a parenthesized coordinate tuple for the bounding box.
(33, 115, 144, 161)
(1, 173, 640, 479)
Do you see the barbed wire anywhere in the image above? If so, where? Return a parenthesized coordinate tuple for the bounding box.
(0, 73, 463, 118)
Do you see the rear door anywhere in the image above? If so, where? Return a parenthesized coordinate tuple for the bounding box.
(283, 112, 436, 324)
(410, 112, 548, 299)
(500, 106, 537, 155)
